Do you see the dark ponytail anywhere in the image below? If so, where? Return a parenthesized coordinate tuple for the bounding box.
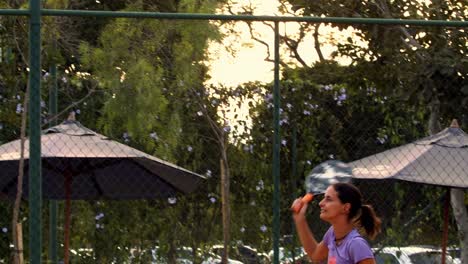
(360, 204, 382, 240)
(333, 183, 382, 240)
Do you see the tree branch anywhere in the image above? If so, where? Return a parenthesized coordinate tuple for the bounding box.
(313, 24, 325, 62)
(42, 86, 97, 128)
(371, 0, 425, 60)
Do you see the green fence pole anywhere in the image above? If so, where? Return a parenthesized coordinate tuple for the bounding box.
(272, 21, 281, 264)
(290, 125, 298, 262)
(28, 0, 42, 263)
(48, 64, 58, 264)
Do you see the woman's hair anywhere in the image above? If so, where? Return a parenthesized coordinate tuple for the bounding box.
(333, 182, 382, 240)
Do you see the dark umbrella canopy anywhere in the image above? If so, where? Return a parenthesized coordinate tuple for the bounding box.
(349, 120, 468, 188)
(0, 120, 205, 200)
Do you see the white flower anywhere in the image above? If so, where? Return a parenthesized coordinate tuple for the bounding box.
(256, 180, 264, 191)
(150, 132, 158, 140)
(264, 93, 273, 102)
(75, 109, 81, 114)
(303, 110, 311, 116)
(16, 103, 22, 114)
(123, 132, 130, 143)
(168, 197, 177, 204)
(260, 225, 267, 232)
(281, 139, 287, 146)
(96, 224, 101, 229)
(250, 200, 256, 206)
(187, 146, 193, 152)
(377, 135, 388, 144)
(197, 111, 203, 116)
(205, 170, 212, 178)
(329, 154, 335, 159)
(95, 213, 104, 220)
(286, 103, 292, 109)
(338, 94, 347, 101)
(240, 227, 245, 233)
(209, 197, 216, 203)
(306, 160, 311, 165)
(2, 227, 7, 233)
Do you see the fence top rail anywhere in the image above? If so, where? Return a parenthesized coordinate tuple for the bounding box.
(0, 8, 467, 27)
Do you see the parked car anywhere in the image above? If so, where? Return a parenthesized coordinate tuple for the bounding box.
(447, 247, 461, 264)
(150, 246, 194, 263)
(201, 245, 244, 264)
(236, 244, 270, 264)
(268, 247, 308, 264)
(373, 246, 456, 264)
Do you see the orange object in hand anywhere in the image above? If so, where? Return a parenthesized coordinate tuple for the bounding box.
(291, 193, 314, 213)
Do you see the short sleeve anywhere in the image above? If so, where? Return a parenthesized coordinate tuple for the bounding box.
(322, 226, 333, 246)
(348, 237, 374, 263)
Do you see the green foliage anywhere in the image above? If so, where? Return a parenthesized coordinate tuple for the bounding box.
(280, 0, 466, 246)
(0, 0, 465, 261)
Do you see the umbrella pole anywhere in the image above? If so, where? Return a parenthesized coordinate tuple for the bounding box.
(64, 172, 72, 264)
(441, 189, 450, 264)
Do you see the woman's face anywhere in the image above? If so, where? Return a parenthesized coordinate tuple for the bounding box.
(319, 186, 348, 222)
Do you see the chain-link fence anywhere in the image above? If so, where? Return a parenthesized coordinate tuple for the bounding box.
(0, 1, 467, 264)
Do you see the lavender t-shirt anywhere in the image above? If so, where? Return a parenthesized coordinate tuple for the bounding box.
(322, 226, 374, 264)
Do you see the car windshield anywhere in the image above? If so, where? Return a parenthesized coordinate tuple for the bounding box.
(374, 253, 400, 264)
(409, 252, 454, 264)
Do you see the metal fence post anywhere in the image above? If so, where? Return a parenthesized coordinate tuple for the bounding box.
(272, 20, 281, 264)
(28, 0, 42, 263)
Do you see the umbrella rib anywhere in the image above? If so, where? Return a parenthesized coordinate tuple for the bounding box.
(90, 169, 104, 198)
(129, 158, 180, 194)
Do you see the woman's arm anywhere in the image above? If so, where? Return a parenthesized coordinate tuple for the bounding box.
(291, 199, 328, 262)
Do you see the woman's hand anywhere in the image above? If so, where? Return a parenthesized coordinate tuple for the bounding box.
(291, 197, 309, 222)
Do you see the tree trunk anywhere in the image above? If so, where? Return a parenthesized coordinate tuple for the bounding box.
(12, 83, 29, 264)
(220, 156, 230, 264)
(15, 223, 24, 264)
(450, 189, 467, 264)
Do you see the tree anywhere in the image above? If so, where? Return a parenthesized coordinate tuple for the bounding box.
(281, 0, 467, 261)
(77, 0, 230, 262)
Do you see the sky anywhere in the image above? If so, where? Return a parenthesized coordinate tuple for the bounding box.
(205, 0, 359, 87)
(202, 0, 365, 134)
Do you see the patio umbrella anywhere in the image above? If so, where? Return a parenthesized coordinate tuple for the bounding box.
(349, 119, 468, 188)
(0, 118, 205, 263)
(349, 119, 468, 264)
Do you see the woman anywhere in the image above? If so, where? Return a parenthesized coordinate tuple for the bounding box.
(291, 183, 381, 264)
